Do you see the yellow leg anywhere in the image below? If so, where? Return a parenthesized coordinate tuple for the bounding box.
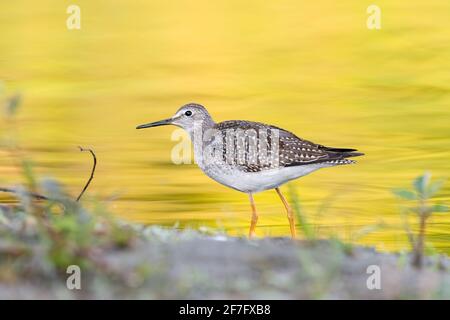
(248, 193, 258, 238)
(275, 187, 296, 239)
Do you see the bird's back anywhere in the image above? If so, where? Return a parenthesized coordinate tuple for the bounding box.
(211, 120, 363, 173)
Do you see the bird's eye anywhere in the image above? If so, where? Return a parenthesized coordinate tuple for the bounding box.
(185, 110, 192, 116)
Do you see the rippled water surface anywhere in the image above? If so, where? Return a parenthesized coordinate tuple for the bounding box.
(1, 0, 449, 253)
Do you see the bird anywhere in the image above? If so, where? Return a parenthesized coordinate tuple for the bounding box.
(136, 103, 363, 239)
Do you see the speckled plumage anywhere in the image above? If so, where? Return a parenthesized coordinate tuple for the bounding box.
(137, 103, 363, 193)
(212, 120, 362, 174)
(137, 103, 364, 238)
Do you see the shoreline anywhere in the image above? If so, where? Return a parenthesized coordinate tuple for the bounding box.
(1, 226, 448, 299)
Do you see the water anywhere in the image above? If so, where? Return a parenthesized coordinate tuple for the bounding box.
(1, 0, 449, 253)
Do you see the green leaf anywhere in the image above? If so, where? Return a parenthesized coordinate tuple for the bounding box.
(431, 204, 449, 213)
(413, 172, 431, 197)
(426, 179, 445, 198)
(392, 189, 416, 200)
(21, 159, 36, 188)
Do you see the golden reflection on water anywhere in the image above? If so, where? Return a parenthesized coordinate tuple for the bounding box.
(0, 0, 449, 253)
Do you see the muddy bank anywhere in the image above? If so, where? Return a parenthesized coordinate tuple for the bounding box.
(1, 227, 448, 299)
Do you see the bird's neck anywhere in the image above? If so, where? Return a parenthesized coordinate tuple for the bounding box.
(187, 119, 215, 167)
(185, 118, 215, 140)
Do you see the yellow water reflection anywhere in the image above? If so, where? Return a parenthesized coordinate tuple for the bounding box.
(1, 0, 449, 253)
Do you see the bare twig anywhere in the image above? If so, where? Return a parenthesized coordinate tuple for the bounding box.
(0, 187, 48, 200)
(1, 147, 97, 203)
(76, 146, 97, 202)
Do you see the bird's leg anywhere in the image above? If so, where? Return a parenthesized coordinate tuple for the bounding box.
(248, 193, 258, 238)
(275, 187, 296, 239)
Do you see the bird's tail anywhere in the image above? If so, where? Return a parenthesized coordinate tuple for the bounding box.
(341, 151, 364, 158)
(324, 147, 364, 159)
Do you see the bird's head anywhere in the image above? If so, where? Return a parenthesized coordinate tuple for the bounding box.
(136, 103, 214, 134)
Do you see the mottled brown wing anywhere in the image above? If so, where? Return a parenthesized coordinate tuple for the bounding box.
(214, 120, 362, 172)
(277, 129, 363, 167)
(278, 133, 329, 166)
(214, 120, 279, 172)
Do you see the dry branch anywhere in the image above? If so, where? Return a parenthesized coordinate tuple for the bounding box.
(76, 146, 97, 202)
(0, 187, 48, 200)
(0, 146, 97, 203)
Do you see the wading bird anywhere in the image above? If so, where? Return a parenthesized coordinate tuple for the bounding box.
(137, 103, 363, 238)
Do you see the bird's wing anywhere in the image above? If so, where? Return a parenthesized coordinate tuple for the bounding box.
(278, 132, 363, 167)
(213, 120, 363, 171)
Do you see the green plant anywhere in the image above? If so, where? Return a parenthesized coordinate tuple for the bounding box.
(393, 172, 449, 268)
(0, 85, 139, 288)
(288, 185, 315, 240)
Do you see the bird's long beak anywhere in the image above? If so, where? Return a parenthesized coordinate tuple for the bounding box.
(136, 117, 173, 129)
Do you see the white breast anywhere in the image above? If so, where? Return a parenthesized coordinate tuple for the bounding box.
(199, 163, 330, 193)
(192, 131, 331, 193)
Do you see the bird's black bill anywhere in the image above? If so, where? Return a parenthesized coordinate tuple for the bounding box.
(136, 118, 172, 129)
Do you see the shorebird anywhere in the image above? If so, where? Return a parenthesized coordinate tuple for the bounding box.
(137, 103, 363, 238)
